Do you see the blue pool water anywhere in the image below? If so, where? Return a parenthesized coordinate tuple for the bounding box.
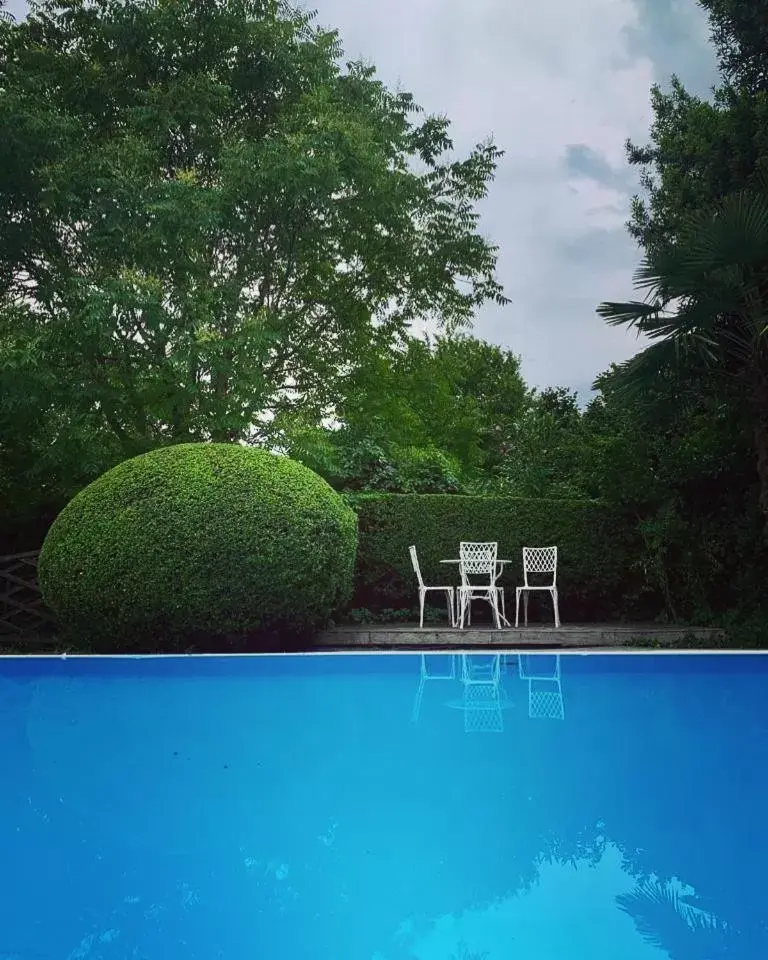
(1, 652, 767, 960)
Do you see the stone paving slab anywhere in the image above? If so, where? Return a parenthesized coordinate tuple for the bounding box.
(313, 623, 724, 650)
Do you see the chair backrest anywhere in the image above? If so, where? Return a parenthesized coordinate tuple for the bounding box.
(409, 545, 425, 588)
(460, 653, 501, 685)
(459, 541, 498, 585)
(519, 652, 561, 681)
(522, 546, 557, 587)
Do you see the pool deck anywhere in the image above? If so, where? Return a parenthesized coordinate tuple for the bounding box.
(0, 622, 724, 654)
(313, 622, 724, 651)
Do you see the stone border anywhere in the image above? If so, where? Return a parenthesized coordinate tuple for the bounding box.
(313, 624, 724, 649)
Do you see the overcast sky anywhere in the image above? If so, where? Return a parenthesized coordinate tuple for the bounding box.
(6, 0, 720, 399)
(300, 0, 720, 400)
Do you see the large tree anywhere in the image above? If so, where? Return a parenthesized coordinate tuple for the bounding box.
(597, 185, 768, 531)
(625, 79, 768, 261)
(0, 0, 507, 511)
(699, 0, 768, 95)
(597, 0, 768, 607)
(334, 333, 529, 476)
(625, 0, 768, 260)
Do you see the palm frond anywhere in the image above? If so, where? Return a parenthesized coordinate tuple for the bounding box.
(594, 341, 679, 400)
(679, 190, 768, 272)
(596, 297, 721, 361)
(596, 299, 660, 331)
(617, 879, 731, 960)
(597, 184, 768, 389)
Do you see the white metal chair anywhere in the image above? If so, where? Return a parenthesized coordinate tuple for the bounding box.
(458, 541, 502, 629)
(515, 546, 560, 628)
(409, 545, 455, 629)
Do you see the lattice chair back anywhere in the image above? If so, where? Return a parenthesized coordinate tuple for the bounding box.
(460, 653, 501, 686)
(409, 545, 425, 588)
(522, 546, 557, 588)
(459, 541, 498, 585)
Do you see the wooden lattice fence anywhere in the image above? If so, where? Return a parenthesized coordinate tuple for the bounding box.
(0, 550, 57, 637)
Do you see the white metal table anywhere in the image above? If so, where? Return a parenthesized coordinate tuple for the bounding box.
(440, 559, 512, 627)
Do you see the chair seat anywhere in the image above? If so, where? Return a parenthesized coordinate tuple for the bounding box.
(517, 585, 556, 591)
(423, 584, 454, 592)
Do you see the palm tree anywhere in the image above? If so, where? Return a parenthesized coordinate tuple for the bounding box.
(0, 1, 14, 23)
(596, 183, 768, 529)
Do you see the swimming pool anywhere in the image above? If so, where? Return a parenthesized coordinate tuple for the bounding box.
(0, 652, 766, 960)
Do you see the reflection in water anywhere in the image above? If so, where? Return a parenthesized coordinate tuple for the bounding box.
(616, 878, 729, 958)
(519, 653, 564, 720)
(412, 653, 564, 730)
(3, 656, 766, 960)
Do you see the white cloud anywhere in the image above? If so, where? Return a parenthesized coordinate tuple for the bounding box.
(305, 0, 717, 395)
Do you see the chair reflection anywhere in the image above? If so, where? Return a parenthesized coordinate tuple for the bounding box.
(518, 653, 564, 720)
(460, 654, 505, 733)
(412, 653, 564, 730)
(411, 652, 457, 723)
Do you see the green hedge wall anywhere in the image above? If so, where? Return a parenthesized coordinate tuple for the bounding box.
(343, 493, 641, 621)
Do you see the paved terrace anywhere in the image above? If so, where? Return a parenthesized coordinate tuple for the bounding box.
(313, 623, 724, 651)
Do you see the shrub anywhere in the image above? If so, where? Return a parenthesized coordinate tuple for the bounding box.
(343, 493, 645, 622)
(38, 443, 358, 647)
(386, 445, 463, 493)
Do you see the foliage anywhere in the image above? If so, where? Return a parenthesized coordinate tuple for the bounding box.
(368, 334, 529, 479)
(0, 303, 131, 534)
(343, 493, 642, 621)
(341, 605, 443, 624)
(482, 387, 591, 499)
(37, 443, 358, 647)
(601, 4, 768, 632)
(597, 184, 768, 525)
(0, 0, 507, 509)
(699, 0, 768, 94)
(586, 359, 768, 623)
(275, 332, 528, 493)
(617, 879, 732, 959)
(625, 79, 768, 261)
(338, 442, 463, 494)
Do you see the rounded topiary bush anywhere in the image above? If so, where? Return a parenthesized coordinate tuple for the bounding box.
(38, 443, 358, 647)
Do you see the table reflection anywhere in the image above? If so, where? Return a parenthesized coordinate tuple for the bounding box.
(412, 653, 565, 730)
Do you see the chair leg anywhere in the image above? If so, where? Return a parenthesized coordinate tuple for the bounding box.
(446, 590, 454, 628)
(419, 590, 425, 629)
(490, 588, 501, 629)
(515, 588, 521, 628)
(552, 587, 560, 628)
(524, 591, 529, 626)
(458, 590, 465, 629)
(500, 589, 506, 620)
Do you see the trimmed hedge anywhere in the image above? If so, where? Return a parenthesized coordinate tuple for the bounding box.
(38, 443, 358, 646)
(343, 493, 639, 621)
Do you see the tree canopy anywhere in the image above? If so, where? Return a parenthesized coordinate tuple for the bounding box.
(0, 0, 507, 517)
